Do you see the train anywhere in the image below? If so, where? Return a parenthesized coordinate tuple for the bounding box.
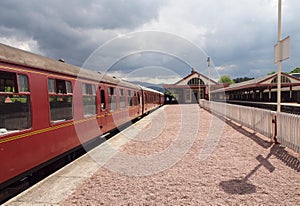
(0, 43, 164, 189)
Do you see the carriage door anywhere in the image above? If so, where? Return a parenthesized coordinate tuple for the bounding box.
(99, 86, 109, 133)
(138, 92, 143, 114)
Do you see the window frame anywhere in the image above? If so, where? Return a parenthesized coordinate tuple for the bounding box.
(108, 86, 117, 112)
(128, 90, 132, 107)
(119, 88, 126, 109)
(185, 89, 191, 102)
(82, 83, 97, 117)
(48, 78, 73, 124)
(100, 89, 106, 111)
(0, 71, 32, 134)
(271, 76, 291, 84)
(133, 91, 138, 106)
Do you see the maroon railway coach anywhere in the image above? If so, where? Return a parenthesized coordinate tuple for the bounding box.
(141, 86, 165, 114)
(0, 43, 164, 188)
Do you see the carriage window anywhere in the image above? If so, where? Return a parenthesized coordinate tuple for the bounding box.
(66, 81, 72, 94)
(56, 79, 67, 94)
(48, 79, 73, 123)
(128, 90, 132, 107)
(82, 83, 96, 116)
(18, 74, 29, 92)
(100, 89, 106, 110)
(133, 91, 138, 106)
(0, 71, 31, 135)
(120, 88, 126, 109)
(271, 76, 292, 84)
(48, 79, 55, 93)
(0, 71, 16, 92)
(108, 87, 116, 111)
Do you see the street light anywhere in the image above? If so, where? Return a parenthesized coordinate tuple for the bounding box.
(207, 57, 211, 101)
(198, 73, 200, 103)
(277, 0, 282, 112)
(275, 0, 290, 112)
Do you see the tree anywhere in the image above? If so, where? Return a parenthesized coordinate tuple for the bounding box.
(268, 71, 276, 75)
(232, 77, 254, 83)
(289, 67, 300, 74)
(218, 75, 234, 84)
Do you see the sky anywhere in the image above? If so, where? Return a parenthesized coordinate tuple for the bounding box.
(0, 0, 299, 84)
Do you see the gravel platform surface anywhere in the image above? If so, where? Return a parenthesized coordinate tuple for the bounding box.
(62, 104, 299, 205)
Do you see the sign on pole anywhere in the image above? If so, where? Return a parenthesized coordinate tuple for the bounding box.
(274, 36, 290, 64)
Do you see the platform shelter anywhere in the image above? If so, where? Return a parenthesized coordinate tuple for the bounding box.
(163, 69, 225, 104)
(211, 72, 300, 102)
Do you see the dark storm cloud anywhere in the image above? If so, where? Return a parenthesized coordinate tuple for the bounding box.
(0, 0, 164, 66)
(82, 31, 210, 81)
(1, 0, 299, 81)
(109, 51, 192, 76)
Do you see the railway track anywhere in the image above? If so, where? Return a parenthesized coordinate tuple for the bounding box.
(226, 100, 300, 114)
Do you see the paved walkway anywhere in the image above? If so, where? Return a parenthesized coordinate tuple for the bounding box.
(5, 105, 300, 205)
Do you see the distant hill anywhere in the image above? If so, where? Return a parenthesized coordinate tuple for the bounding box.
(130, 81, 165, 93)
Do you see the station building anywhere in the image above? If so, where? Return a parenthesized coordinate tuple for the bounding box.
(211, 72, 300, 103)
(163, 69, 226, 104)
(163, 70, 300, 104)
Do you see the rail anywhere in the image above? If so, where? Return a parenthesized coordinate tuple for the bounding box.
(277, 112, 300, 153)
(200, 100, 276, 139)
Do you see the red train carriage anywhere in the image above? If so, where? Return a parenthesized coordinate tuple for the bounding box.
(141, 86, 164, 114)
(0, 43, 163, 189)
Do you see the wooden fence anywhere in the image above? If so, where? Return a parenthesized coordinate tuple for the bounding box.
(200, 100, 300, 153)
(277, 112, 300, 153)
(200, 100, 276, 139)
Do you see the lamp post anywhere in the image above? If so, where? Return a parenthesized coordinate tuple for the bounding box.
(277, 0, 282, 112)
(207, 57, 211, 101)
(198, 73, 200, 103)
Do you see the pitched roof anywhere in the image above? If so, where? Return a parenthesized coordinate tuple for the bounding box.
(211, 72, 300, 93)
(169, 70, 217, 86)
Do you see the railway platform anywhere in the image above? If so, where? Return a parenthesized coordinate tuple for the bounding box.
(4, 104, 300, 205)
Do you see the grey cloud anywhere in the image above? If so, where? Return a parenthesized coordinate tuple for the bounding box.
(0, 0, 164, 66)
(0, 0, 299, 81)
(109, 51, 192, 77)
(0, 0, 163, 30)
(82, 31, 210, 79)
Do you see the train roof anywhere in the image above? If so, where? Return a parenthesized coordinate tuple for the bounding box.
(140, 86, 164, 95)
(0, 43, 140, 89)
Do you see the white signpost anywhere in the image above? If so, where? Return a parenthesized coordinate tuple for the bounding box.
(274, 36, 290, 64)
(275, 0, 290, 113)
